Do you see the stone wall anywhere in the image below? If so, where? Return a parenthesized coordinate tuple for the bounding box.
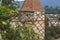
(19, 11, 45, 40)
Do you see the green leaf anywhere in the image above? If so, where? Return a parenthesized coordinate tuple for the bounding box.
(20, 32, 25, 38)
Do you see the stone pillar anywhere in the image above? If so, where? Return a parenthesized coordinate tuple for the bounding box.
(33, 11, 45, 40)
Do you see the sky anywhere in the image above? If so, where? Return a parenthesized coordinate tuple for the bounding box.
(41, 0, 60, 7)
(15, 0, 24, 1)
(15, 0, 60, 7)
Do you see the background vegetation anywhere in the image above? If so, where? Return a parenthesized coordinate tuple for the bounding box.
(45, 8, 60, 40)
(0, 0, 60, 40)
(0, 0, 40, 40)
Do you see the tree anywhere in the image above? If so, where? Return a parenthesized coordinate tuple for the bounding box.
(45, 6, 60, 40)
(0, 1, 40, 40)
(0, 4, 18, 40)
(1, 0, 20, 10)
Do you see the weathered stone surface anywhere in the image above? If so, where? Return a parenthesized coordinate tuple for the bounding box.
(19, 11, 45, 40)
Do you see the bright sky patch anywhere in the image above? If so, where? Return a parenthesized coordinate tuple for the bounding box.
(15, 0, 24, 1)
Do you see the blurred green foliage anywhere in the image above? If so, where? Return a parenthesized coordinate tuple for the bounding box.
(0, 3, 40, 40)
(45, 26, 60, 40)
(0, 4, 18, 40)
(1, 0, 20, 10)
(0, 0, 60, 40)
(15, 25, 40, 40)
